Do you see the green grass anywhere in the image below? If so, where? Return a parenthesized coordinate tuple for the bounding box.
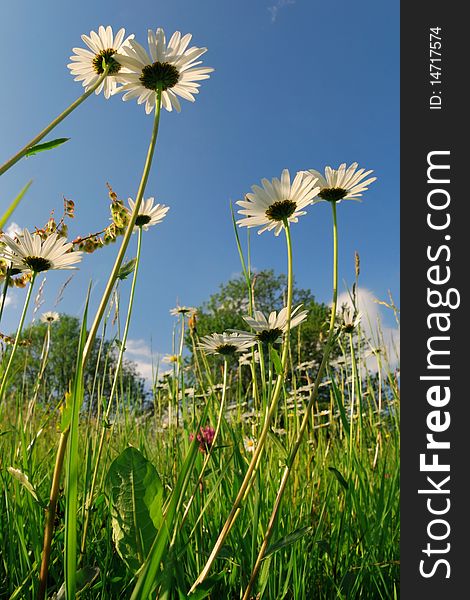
(0, 330, 399, 599)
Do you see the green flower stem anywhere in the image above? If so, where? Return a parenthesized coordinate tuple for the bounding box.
(0, 272, 36, 401)
(189, 221, 294, 594)
(177, 315, 186, 425)
(80, 226, 143, 557)
(242, 201, 339, 600)
(257, 340, 267, 408)
(0, 69, 110, 178)
(81, 85, 162, 369)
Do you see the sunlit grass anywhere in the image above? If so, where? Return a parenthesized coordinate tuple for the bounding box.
(0, 303, 399, 598)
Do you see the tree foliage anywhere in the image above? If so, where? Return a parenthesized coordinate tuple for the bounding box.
(2, 314, 146, 409)
(190, 269, 331, 366)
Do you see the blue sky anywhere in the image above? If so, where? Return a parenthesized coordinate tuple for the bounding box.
(1, 1, 399, 375)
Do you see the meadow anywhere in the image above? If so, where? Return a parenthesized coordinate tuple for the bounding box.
(0, 23, 399, 600)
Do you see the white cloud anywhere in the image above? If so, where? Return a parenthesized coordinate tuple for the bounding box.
(4, 222, 21, 237)
(268, 0, 295, 23)
(334, 287, 400, 370)
(2, 291, 16, 309)
(124, 338, 154, 381)
(125, 338, 152, 359)
(132, 359, 154, 382)
(124, 338, 172, 383)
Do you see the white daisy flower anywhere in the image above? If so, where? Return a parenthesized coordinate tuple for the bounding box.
(236, 169, 320, 236)
(127, 197, 169, 231)
(0, 229, 82, 273)
(243, 437, 256, 453)
(170, 305, 196, 316)
(340, 307, 362, 333)
(115, 28, 214, 113)
(162, 354, 179, 364)
(232, 305, 308, 345)
(68, 26, 135, 99)
(305, 162, 377, 203)
(198, 333, 255, 356)
(40, 311, 60, 324)
(238, 350, 260, 366)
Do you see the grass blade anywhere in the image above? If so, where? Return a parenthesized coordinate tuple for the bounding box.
(64, 288, 90, 599)
(0, 180, 32, 230)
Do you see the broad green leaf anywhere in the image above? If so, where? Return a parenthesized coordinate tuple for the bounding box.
(106, 446, 164, 573)
(25, 137, 70, 157)
(264, 526, 313, 559)
(130, 431, 199, 599)
(328, 466, 349, 490)
(117, 258, 137, 280)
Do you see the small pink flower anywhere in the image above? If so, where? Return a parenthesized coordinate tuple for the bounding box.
(190, 426, 216, 453)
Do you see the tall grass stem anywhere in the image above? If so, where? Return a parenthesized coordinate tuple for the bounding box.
(0, 272, 36, 401)
(189, 221, 294, 593)
(242, 201, 339, 599)
(81, 86, 162, 368)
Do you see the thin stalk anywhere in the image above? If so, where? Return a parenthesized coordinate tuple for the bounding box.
(0, 69, 109, 177)
(189, 220, 294, 593)
(81, 86, 162, 369)
(80, 225, 143, 557)
(349, 331, 361, 459)
(0, 266, 13, 326)
(25, 323, 51, 425)
(37, 429, 70, 600)
(178, 316, 186, 425)
(242, 201, 339, 599)
(180, 358, 228, 527)
(0, 272, 36, 401)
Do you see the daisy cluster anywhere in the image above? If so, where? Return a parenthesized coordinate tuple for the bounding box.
(1, 23, 378, 372)
(68, 25, 214, 113)
(236, 164, 377, 237)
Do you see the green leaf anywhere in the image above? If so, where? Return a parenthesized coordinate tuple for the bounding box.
(117, 258, 137, 280)
(55, 566, 100, 599)
(264, 526, 313, 559)
(328, 367, 350, 435)
(328, 467, 349, 490)
(186, 574, 224, 599)
(106, 446, 164, 573)
(270, 346, 283, 376)
(25, 137, 70, 157)
(0, 180, 32, 230)
(267, 431, 287, 459)
(130, 430, 200, 599)
(114, 338, 125, 351)
(60, 392, 72, 432)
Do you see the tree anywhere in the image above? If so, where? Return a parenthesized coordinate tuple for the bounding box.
(189, 269, 331, 367)
(2, 314, 146, 409)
